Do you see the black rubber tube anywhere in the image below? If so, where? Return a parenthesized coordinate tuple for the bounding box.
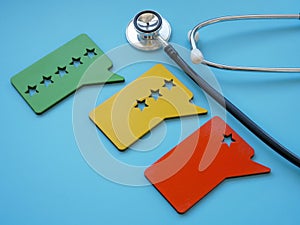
(164, 44, 300, 168)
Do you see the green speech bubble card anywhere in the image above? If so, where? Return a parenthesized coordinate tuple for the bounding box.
(11, 34, 124, 114)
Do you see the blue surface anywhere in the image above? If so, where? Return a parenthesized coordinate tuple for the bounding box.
(1, 0, 300, 224)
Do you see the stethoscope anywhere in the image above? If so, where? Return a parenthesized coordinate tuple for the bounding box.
(126, 10, 300, 168)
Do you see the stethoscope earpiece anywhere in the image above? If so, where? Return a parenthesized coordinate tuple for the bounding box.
(190, 48, 204, 64)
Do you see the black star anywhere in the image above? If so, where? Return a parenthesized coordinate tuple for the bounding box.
(84, 48, 97, 59)
(40, 76, 53, 87)
(134, 99, 149, 111)
(25, 85, 39, 96)
(70, 57, 83, 68)
(222, 133, 236, 147)
(163, 79, 176, 90)
(55, 66, 68, 77)
(149, 89, 162, 101)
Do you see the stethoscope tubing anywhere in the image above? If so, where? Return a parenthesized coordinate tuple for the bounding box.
(163, 43, 300, 168)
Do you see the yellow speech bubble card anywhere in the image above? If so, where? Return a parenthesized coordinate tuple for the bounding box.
(89, 64, 207, 150)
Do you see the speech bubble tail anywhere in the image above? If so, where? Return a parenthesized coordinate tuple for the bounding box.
(229, 159, 271, 178)
(105, 73, 125, 84)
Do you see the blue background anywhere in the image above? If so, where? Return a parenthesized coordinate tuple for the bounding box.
(1, 0, 300, 224)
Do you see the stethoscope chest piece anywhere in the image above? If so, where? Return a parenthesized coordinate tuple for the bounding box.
(126, 10, 171, 51)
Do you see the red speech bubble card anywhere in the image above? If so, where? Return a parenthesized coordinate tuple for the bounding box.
(145, 116, 270, 214)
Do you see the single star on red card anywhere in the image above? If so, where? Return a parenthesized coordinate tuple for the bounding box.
(145, 116, 270, 214)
